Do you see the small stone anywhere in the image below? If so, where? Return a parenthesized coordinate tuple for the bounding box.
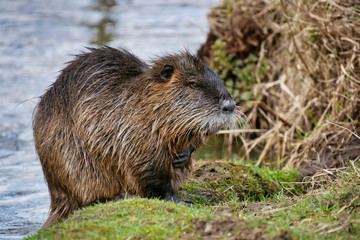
(204, 222, 213, 234)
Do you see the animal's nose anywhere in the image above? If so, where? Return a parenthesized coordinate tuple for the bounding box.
(221, 100, 236, 114)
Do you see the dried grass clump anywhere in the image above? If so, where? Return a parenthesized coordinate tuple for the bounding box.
(199, 0, 360, 175)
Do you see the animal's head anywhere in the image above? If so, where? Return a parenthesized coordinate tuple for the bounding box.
(145, 51, 239, 153)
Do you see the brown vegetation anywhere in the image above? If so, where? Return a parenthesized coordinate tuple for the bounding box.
(198, 0, 360, 174)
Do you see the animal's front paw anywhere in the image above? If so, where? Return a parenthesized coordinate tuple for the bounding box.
(164, 193, 193, 206)
(173, 147, 195, 168)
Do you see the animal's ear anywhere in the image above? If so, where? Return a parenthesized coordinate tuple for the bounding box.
(160, 64, 174, 81)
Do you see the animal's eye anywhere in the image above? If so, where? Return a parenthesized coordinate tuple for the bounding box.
(189, 82, 200, 90)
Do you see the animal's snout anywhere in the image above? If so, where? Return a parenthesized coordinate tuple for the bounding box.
(221, 99, 236, 114)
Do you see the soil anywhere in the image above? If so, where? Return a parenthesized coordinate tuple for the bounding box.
(193, 219, 293, 240)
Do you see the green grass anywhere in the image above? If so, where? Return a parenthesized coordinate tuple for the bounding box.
(241, 163, 360, 239)
(27, 198, 213, 240)
(26, 161, 360, 240)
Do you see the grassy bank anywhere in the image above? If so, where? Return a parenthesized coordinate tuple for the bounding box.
(27, 160, 360, 240)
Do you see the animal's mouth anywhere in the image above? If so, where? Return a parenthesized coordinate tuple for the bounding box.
(202, 112, 236, 136)
(204, 124, 225, 136)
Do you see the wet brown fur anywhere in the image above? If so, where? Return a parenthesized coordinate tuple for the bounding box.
(33, 47, 235, 228)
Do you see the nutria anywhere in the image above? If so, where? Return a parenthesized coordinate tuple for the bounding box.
(33, 46, 237, 228)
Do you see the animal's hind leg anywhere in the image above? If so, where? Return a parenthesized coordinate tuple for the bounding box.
(42, 188, 80, 229)
(109, 192, 135, 201)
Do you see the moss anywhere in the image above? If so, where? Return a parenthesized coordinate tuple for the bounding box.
(26, 161, 360, 240)
(27, 198, 210, 240)
(179, 161, 281, 206)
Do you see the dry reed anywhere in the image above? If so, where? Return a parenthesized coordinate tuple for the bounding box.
(199, 0, 360, 174)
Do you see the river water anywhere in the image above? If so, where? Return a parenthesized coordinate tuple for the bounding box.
(0, 0, 220, 238)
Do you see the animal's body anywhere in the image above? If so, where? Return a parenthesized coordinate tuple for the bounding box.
(33, 47, 236, 228)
